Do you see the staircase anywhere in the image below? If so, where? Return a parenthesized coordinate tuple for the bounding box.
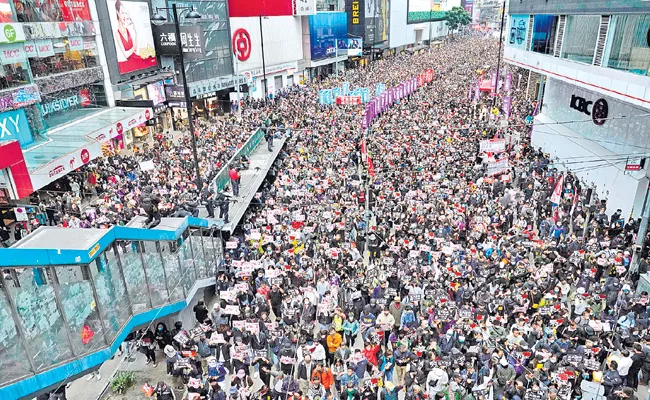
(0, 216, 223, 400)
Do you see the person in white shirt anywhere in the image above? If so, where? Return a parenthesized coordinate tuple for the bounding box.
(617, 350, 633, 383)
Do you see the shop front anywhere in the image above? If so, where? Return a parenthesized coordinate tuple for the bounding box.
(532, 77, 650, 217)
(188, 74, 249, 113)
(38, 84, 108, 131)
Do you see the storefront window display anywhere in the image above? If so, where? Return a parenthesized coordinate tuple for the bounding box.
(605, 14, 650, 77)
(13, 0, 92, 22)
(38, 84, 107, 130)
(0, 62, 30, 89)
(27, 38, 98, 78)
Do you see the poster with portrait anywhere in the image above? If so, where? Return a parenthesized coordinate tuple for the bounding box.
(0, 0, 12, 22)
(107, 0, 157, 74)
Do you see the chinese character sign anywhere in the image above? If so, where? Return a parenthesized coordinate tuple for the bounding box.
(153, 24, 205, 60)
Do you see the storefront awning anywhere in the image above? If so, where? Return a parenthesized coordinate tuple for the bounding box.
(25, 107, 153, 190)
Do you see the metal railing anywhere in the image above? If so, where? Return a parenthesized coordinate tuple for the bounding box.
(211, 128, 264, 192)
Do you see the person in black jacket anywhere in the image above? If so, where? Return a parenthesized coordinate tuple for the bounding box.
(154, 381, 176, 400)
(141, 186, 161, 229)
(194, 301, 209, 324)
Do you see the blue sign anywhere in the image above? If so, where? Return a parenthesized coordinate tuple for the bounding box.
(508, 15, 529, 50)
(309, 12, 348, 60)
(318, 89, 333, 105)
(375, 83, 386, 97)
(332, 87, 341, 99)
(342, 82, 350, 96)
(0, 109, 33, 147)
(361, 88, 370, 103)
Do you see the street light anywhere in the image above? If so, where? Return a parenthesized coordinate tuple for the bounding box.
(151, 4, 203, 189)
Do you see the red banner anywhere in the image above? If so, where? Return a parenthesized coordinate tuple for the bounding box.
(336, 96, 362, 105)
(417, 74, 425, 87)
(425, 69, 434, 83)
(59, 0, 92, 21)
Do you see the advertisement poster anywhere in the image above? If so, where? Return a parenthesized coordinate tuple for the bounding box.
(152, 24, 205, 60)
(0, 0, 11, 22)
(337, 38, 362, 56)
(346, 0, 365, 39)
(407, 0, 445, 24)
(147, 81, 165, 105)
(508, 15, 529, 51)
(60, 0, 91, 21)
(308, 12, 346, 60)
(365, 0, 387, 44)
(107, 0, 157, 74)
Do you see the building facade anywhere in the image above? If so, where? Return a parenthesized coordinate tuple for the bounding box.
(506, 0, 650, 217)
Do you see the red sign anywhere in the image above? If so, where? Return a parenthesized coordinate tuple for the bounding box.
(228, 0, 292, 17)
(59, 0, 92, 21)
(79, 88, 91, 107)
(425, 69, 434, 83)
(417, 74, 425, 87)
(145, 109, 151, 120)
(116, 122, 123, 135)
(336, 96, 362, 105)
(232, 28, 252, 61)
(625, 164, 641, 171)
(80, 148, 90, 164)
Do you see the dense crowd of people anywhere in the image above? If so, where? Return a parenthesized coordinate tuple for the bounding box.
(42, 33, 650, 400)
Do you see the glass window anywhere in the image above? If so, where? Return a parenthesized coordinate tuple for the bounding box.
(3, 267, 73, 371)
(561, 15, 600, 64)
(0, 62, 30, 90)
(161, 241, 184, 303)
(190, 228, 207, 278)
(115, 241, 151, 313)
(89, 250, 130, 341)
(531, 15, 558, 55)
(39, 84, 108, 131)
(178, 232, 197, 293)
(13, 0, 92, 22)
(605, 14, 650, 76)
(55, 265, 104, 356)
(0, 275, 32, 383)
(29, 39, 98, 78)
(202, 230, 217, 277)
(142, 241, 169, 307)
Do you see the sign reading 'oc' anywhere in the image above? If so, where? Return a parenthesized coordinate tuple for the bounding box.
(570, 94, 608, 126)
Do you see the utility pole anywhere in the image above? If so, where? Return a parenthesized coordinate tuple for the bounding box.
(630, 184, 650, 274)
(492, 0, 506, 107)
(259, 15, 267, 100)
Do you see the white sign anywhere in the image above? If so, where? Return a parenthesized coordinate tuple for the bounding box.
(0, 23, 25, 44)
(139, 160, 155, 171)
(14, 207, 27, 221)
(293, 0, 316, 15)
(0, 43, 26, 64)
(85, 108, 153, 143)
(486, 158, 510, 176)
(29, 141, 103, 191)
(479, 139, 506, 153)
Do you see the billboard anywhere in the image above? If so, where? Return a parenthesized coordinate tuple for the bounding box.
(365, 0, 388, 44)
(13, 0, 91, 22)
(228, 0, 293, 17)
(107, 0, 158, 75)
(146, 81, 166, 105)
(508, 14, 529, 51)
(309, 12, 347, 60)
(346, 0, 365, 39)
(293, 0, 315, 15)
(152, 24, 205, 60)
(337, 38, 362, 56)
(407, 0, 446, 24)
(0, 0, 11, 22)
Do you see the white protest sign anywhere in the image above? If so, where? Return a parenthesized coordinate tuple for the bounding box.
(479, 139, 506, 153)
(486, 158, 510, 176)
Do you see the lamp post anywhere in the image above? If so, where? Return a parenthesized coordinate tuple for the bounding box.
(151, 4, 203, 190)
(259, 15, 268, 100)
(492, 0, 506, 107)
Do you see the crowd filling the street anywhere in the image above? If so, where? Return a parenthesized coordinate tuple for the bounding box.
(31, 34, 650, 400)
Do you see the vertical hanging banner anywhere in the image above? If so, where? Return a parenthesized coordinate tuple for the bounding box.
(504, 73, 512, 93)
(502, 96, 512, 117)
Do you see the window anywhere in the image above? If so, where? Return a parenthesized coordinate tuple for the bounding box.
(531, 15, 558, 55)
(0, 62, 30, 89)
(605, 14, 650, 76)
(28, 38, 98, 79)
(561, 15, 600, 64)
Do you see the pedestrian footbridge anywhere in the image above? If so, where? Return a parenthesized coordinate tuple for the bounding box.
(0, 216, 223, 399)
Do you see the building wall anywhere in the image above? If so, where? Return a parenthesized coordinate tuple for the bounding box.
(532, 77, 650, 217)
(509, 0, 650, 15)
(389, 0, 447, 48)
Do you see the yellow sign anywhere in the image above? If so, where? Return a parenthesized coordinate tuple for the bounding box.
(351, 0, 360, 24)
(88, 243, 100, 259)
